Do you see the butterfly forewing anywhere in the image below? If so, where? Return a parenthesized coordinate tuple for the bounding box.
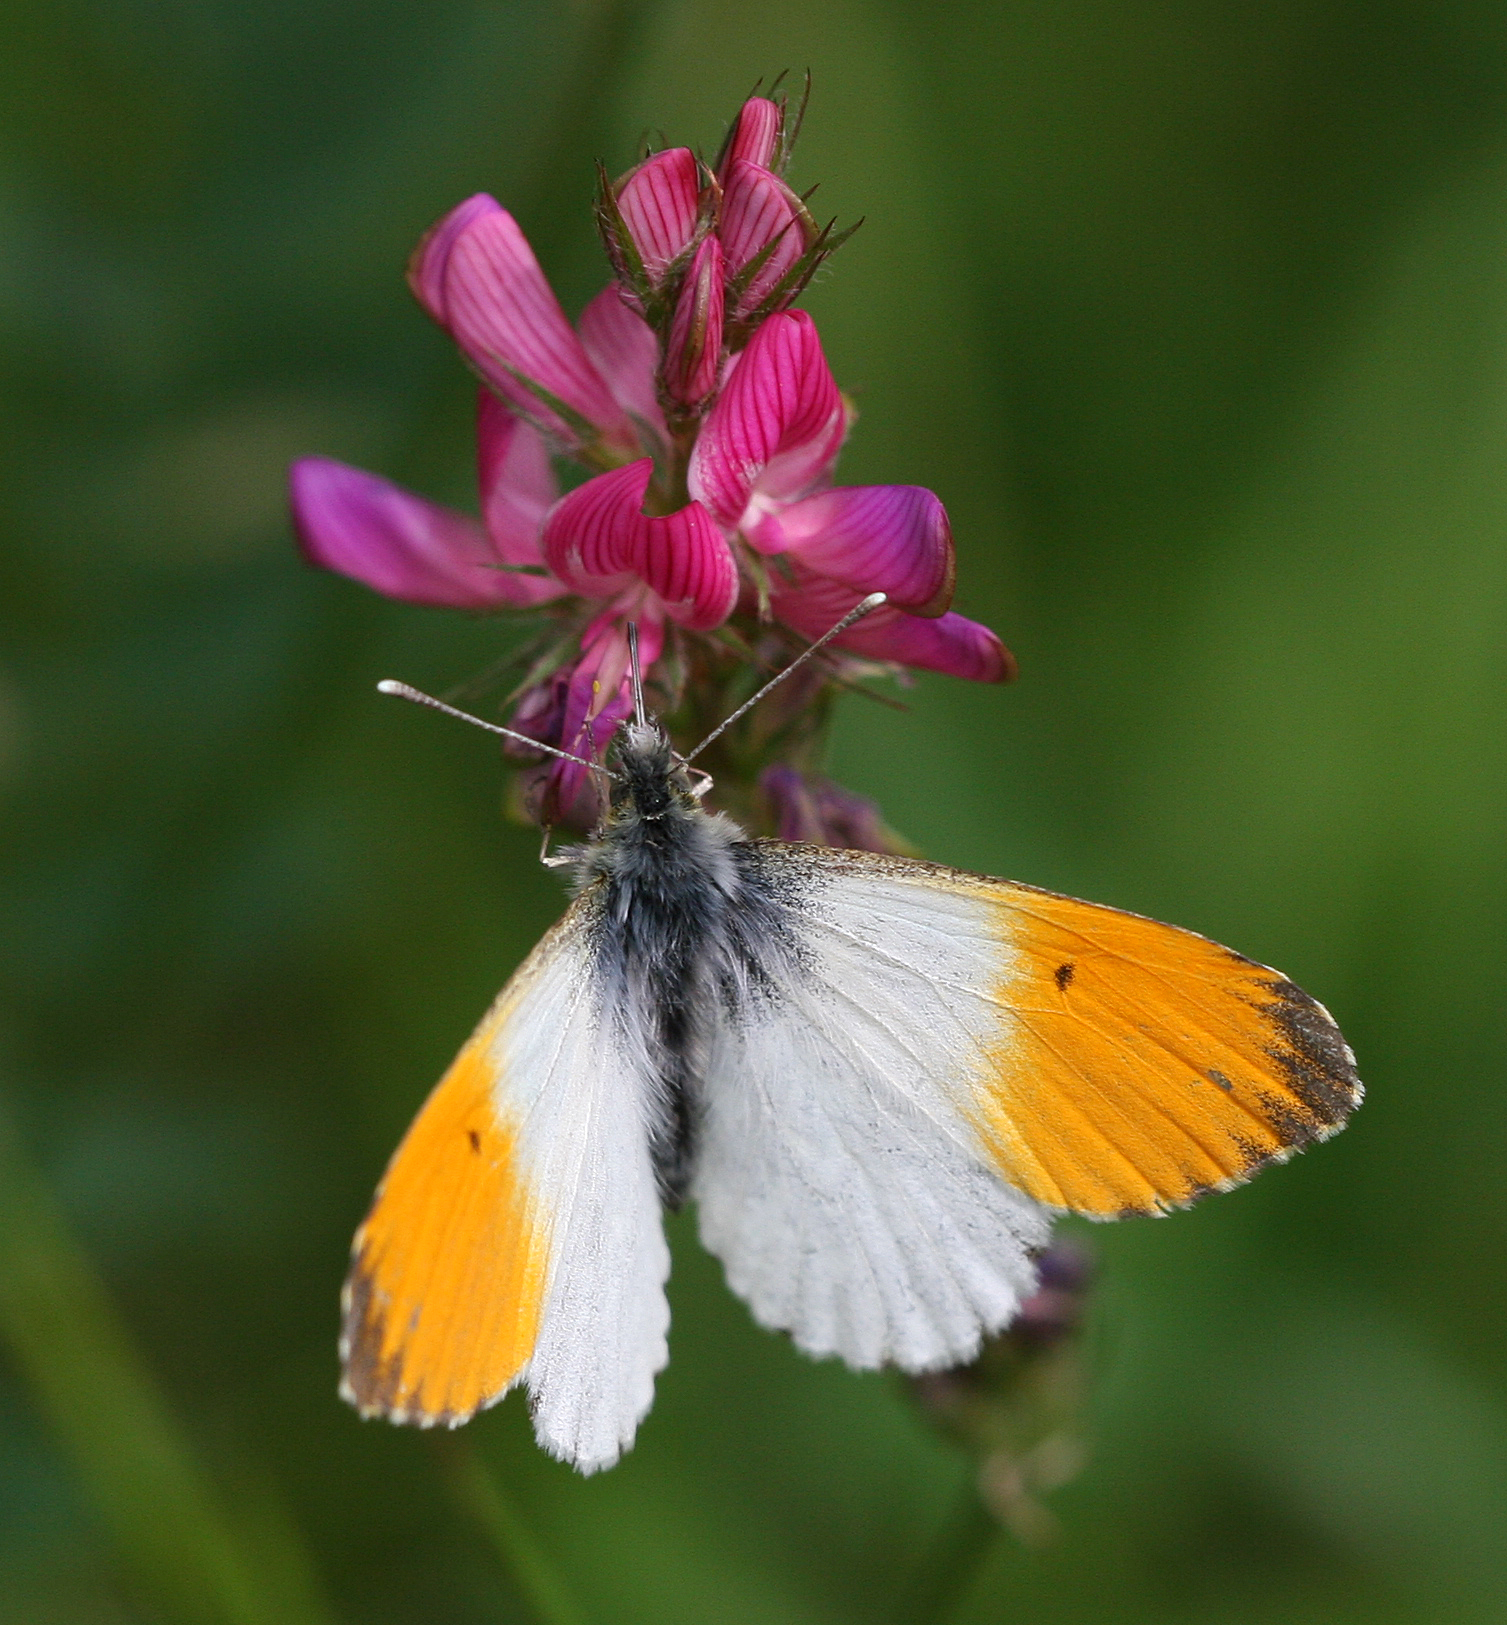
(791, 847, 1358, 1216)
(340, 886, 670, 1473)
(961, 877, 1360, 1214)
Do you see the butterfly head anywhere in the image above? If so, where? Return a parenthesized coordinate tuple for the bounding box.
(607, 722, 701, 826)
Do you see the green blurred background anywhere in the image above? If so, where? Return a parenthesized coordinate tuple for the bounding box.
(5, 0, 1507, 1620)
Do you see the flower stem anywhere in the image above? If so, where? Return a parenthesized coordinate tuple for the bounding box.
(437, 1436, 586, 1625)
(894, 1472, 999, 1625)
(0, 1087, 337, 1625)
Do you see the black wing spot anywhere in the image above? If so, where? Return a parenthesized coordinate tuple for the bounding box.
(466, 1129, 481, 1154)
(1207, 1069, 1235, 1093)
(1054, 961, 1076, 991)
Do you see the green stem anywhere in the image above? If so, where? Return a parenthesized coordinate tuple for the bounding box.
(438, 1438, 586, 1625)
(0, 1088, 337, 1625)
(894, 1471, 999, 1625)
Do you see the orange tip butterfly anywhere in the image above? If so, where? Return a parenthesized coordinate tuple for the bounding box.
(340, 598, 1361, 1474)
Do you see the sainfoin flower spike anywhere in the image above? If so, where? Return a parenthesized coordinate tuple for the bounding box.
(289, 87, 1013, 827)
(311, 84, 1365, 1503)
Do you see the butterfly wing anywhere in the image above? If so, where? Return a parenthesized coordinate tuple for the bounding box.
(693, 843, 1360, 1372)
(340, 884, 669, 1474)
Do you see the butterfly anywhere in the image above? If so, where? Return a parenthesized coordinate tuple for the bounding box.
(339, 606, 1362, 1475)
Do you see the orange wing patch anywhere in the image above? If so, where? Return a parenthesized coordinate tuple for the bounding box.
(969, 883, 1361, 1217)
(340, 1022, 549, 1425)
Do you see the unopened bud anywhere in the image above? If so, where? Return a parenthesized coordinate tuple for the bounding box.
(663, 236, 725, 410)
(606, 148, 703, 298)
(720, 159, 819, 323)
(718, 97, 783, 177)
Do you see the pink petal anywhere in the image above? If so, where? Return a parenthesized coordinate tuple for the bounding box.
(634, 493, 739, 629)
(407, 193, 502, 324)
(541, 463, 642, 596)
(746, 484, 955, 615)
(442, 207, 633, 452)
(719, 98, 782, 177)
(543, 462, 739, 630)
(664, 236, 725, 409)
(290, 457, 561, 610)
(615, 148, 702, 282)
(770, 568, 1014, 682)
(719, 159, 813, 318)
(687, 310, 845, 530)
(577, 286, 667, 446)
(534, 615, 667, 828)
(476, 389, 558, 562)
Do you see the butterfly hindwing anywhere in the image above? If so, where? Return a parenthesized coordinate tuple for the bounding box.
(693, 844, 1055, 1373)
(340, 885, 669, 1473)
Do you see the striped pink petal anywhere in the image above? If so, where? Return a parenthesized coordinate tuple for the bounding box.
(442, 207, 633, 452)
(719, 98, 782, 177)
(407, 193, 502, 324)
(770, 567, 1014, 682)
(687, 311, 845, 530)
(541, 464, 640, 598)
(577, 285, 666, 446)
(290, 457, 561, 610)
(615, 148, 702, 283)
(746, 484, 955, 616)
(475, 390, 559, 563)
(543, 461, 738, 630)
(664, 236, 725, 409)
(719, 159, 812, 318)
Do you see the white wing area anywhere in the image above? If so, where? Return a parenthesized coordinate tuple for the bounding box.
(693, 848, 1052, 1372)
(496, 893, 671, 1473)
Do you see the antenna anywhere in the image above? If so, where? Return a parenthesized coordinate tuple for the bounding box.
(626, 622, 647, 727)
(684, 592, 887, 764)
(376, 681, 620, 781)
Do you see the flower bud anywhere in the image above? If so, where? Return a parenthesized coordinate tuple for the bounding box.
(717, 96, 783, 177)
(720, 159, 818, 322)
(605, 147, 703, 296)
(663, 236, 725, 410)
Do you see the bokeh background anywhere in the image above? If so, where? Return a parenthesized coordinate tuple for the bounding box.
(5, 1, 1507, 1620)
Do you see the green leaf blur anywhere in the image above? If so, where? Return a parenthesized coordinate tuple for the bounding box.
(3, 1, 1505, 1621)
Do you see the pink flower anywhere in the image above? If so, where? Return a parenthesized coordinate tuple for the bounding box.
(408, 194, 644, 461)
(290, 92, 1014, 828)
(291, 393, 562, 610)
(689, 311, 1012, 682)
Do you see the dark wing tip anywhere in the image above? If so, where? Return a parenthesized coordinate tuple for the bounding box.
(338, 1259, 406, 1418)
(1260, 977, 1364, 1141)
(338, 1254, 488, 1429)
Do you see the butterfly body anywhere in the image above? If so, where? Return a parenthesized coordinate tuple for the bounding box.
(341, 722, 1361, 1473)
(572, 724, 800, 1204)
